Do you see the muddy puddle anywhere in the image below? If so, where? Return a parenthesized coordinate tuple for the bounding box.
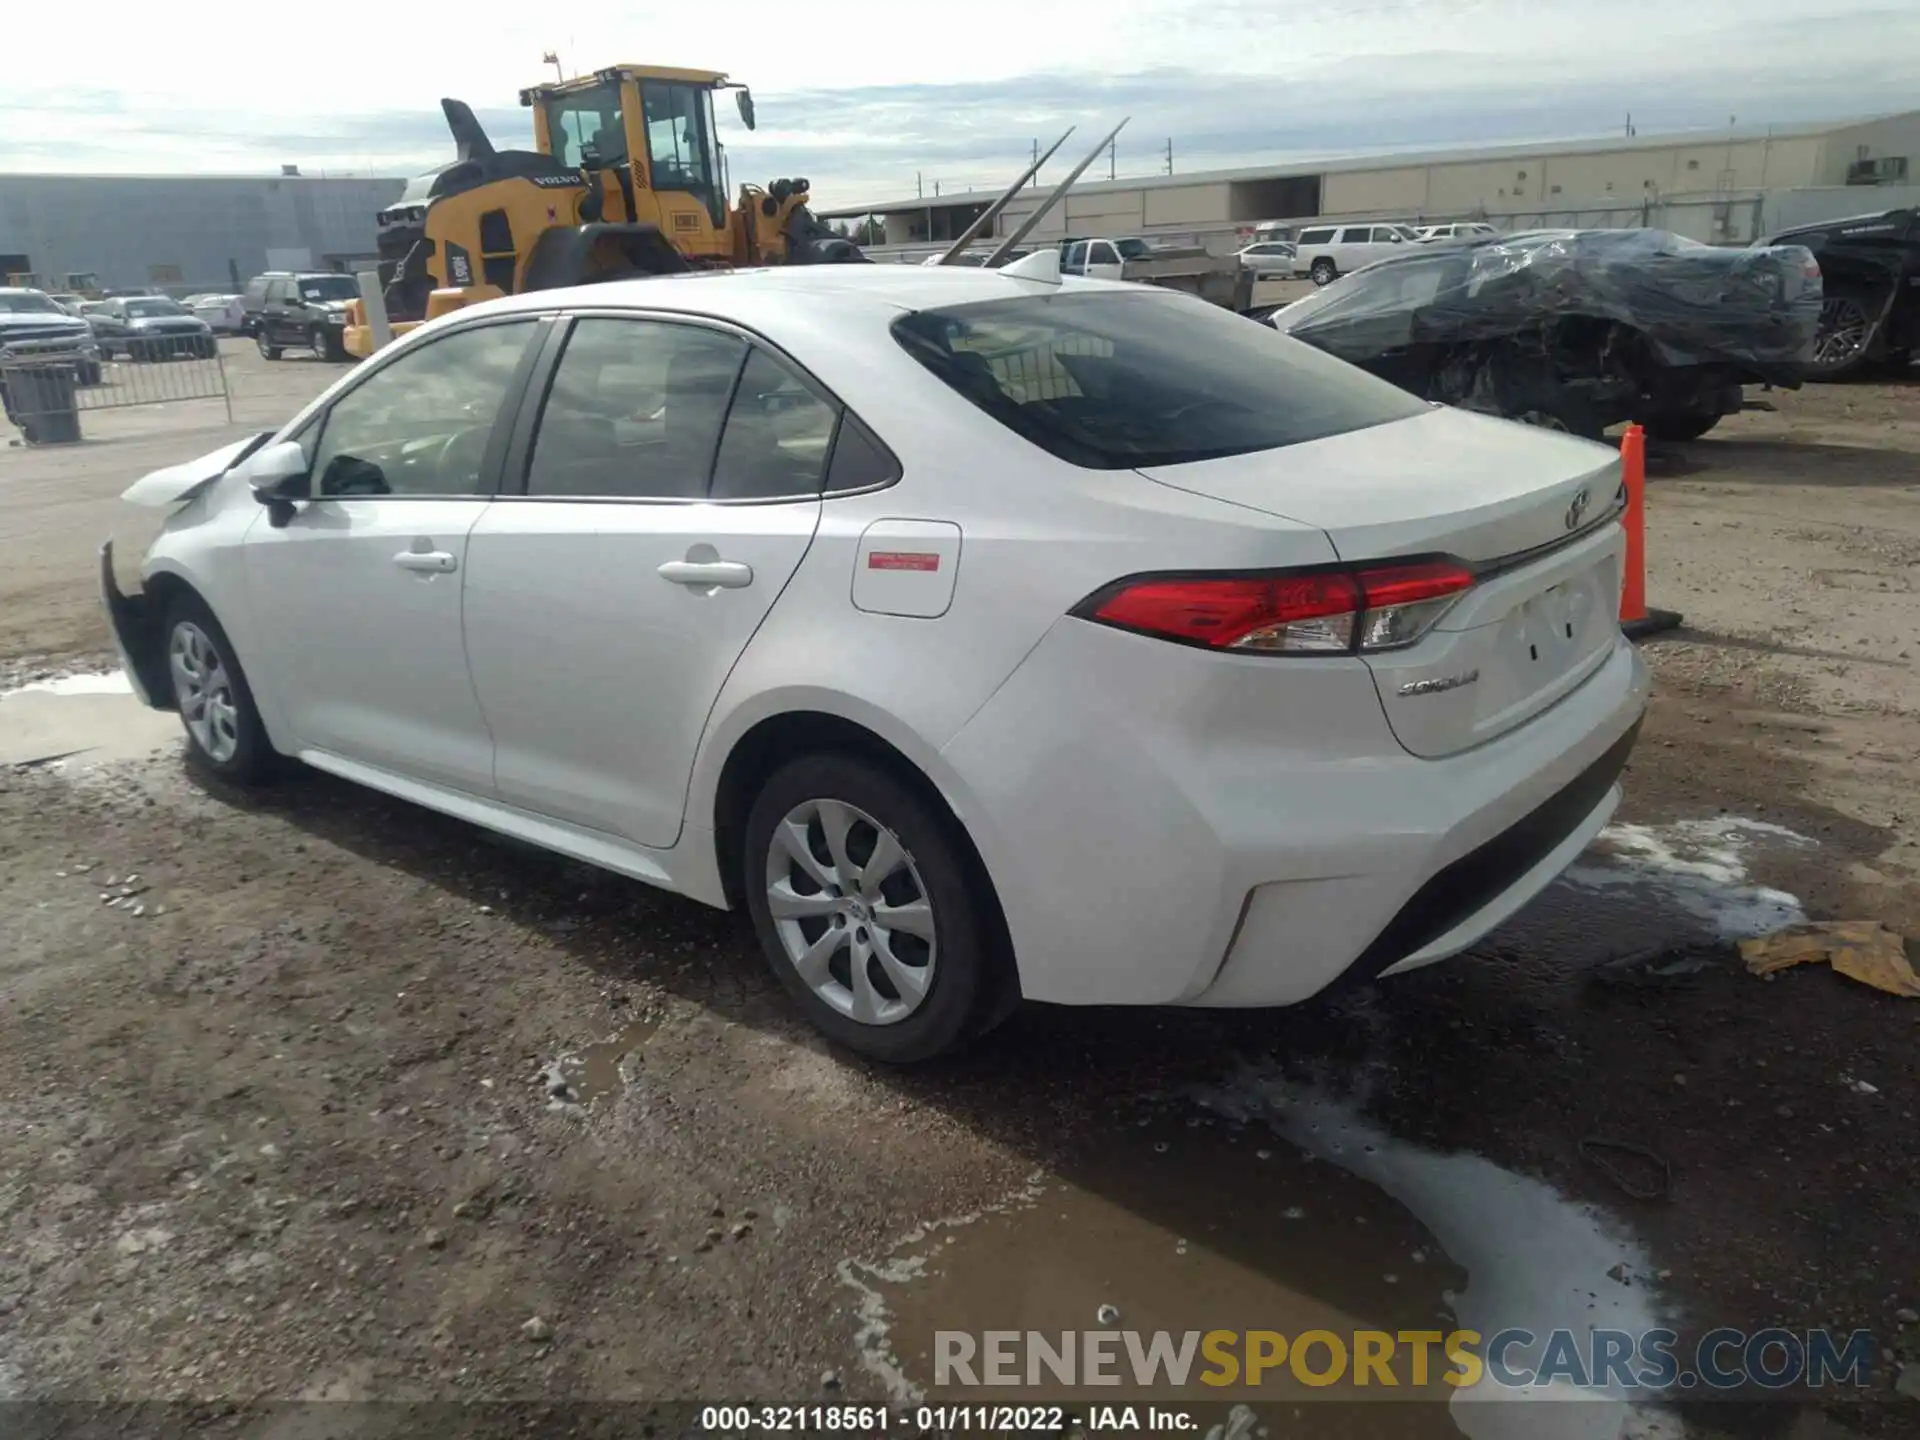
(542, 1014, 664, 1107)
(843, 1081, 1679, 1439)
(0, 668, 178, 768)
(832, 818, 1816, 1440)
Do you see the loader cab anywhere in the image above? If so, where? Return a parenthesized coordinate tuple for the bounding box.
(523, 65, 744, 260)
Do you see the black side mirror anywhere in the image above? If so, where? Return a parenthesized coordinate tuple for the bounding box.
(248, 441, 312, 527)
(735, 88, 756, 131)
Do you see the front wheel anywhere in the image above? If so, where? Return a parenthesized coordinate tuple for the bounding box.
(1309, 258, 1337, 285)
(257, 331, 282, 361)
(164, 596, 281, 785)
(311, 327, 342, 361)
(742, 754, 1011, 1063)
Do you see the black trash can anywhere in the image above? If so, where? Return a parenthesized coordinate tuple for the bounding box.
(1, 361, 82, 445)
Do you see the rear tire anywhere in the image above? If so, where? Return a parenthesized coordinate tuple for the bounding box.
(162, 595, 281, 786)
(742, 753, 1011, 1063)
(1310, 258, 1337, 286)
(1807, 291, 1876, 381)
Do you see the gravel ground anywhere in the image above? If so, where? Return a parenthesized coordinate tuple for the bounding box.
(2, 354, 1918, 1436)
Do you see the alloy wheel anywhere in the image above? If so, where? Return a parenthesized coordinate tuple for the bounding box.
(256, 331, 271, 358)
(169, 621, 240, 764)
(1811, 296, 1870, 371)
(764, 798, 937, 1026)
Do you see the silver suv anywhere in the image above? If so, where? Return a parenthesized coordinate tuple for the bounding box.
(0, 288, 103, 385)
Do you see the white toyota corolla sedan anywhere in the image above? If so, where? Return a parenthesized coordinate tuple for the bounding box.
(103, 263, 1649, 1062)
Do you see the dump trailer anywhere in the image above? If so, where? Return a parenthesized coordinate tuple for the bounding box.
(1059, 235, 1252, 310)
(344, 64, 862, 358)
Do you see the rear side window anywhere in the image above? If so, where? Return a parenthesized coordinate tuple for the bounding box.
(709, 348, 838, 500)
(524, 317, 746, 499)
(1297, 228, 1334, 245)
(1338, 227, 1372, 244)
(891, 291, 1424, 470)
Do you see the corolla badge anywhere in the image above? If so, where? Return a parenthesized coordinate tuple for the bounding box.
(1565, 485, 1592, 531)
(1398, 669, 1480, 697)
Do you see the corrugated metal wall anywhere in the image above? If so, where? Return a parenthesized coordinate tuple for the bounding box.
(0, 174, 406, 290)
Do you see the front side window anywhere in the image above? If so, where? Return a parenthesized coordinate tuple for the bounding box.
(523, 317, 746, 499)
(310, 321, 535, 498)
(545, 81, 625, 169)
(892, 291, 1425, 471)
(266, 279, 291, 303)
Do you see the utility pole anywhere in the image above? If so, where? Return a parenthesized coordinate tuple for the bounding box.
(1164, 138, 1174, 175)
(916, 172, 923, 198)
(934, 180, 941, 197)
(1108, 136, 1117, 180)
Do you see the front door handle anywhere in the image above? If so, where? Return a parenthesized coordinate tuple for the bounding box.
(394, 549, 458, 574)
(658, 559, 754, 589)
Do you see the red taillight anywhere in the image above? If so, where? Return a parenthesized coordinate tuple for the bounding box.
(1080, 559, 1474, 655)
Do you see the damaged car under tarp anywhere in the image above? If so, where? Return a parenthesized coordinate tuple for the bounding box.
(1262, 228, 1822, 441)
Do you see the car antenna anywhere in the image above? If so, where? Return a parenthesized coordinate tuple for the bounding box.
(983, 118, 1129, 268)
(933, 127, 1075, 266)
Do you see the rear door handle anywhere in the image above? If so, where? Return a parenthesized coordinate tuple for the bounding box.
(394, 549, 458, 574)
(658, 559, 754, 589)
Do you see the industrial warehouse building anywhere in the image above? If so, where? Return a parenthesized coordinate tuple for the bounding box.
(0, 173, 406, 294)
(821, 110, 1920, 253)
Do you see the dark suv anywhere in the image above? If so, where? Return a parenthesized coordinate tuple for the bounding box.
(1762, 207, 1920, 379)
(242, 272, 361, 362)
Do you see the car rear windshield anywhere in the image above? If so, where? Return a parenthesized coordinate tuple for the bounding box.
(890, 291, 1425, 470)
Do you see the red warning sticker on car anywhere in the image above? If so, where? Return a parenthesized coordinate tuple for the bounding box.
(868, 551, 940, 572)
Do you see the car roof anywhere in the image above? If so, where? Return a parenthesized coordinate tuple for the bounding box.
(477, 264, 1135, 324)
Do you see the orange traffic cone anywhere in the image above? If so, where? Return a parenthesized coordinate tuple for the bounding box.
(1618, 423, 1682, 639)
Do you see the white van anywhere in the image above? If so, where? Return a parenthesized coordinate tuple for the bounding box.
(1292, 222, 1421, 285)
(1416, 222, 1499, 242)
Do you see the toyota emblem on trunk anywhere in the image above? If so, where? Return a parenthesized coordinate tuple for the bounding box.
(1565, 485, 1591, 530)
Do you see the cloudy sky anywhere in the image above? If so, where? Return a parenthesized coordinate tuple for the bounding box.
(4, 0, 1917, 204)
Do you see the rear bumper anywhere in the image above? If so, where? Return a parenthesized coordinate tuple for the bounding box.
(941, 619, 1650, 1009)
(100, 541, 170, 709)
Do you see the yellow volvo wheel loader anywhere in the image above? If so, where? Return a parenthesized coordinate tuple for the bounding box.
(345, 64, 863, 358)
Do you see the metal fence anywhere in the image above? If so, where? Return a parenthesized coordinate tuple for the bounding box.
(2, 347, 230, 443)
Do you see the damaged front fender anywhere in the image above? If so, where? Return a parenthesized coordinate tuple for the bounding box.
(100, 540, 172, 710)
(120, 431, 274, 509)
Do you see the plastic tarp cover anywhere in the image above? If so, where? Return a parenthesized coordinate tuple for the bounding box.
(1274, 228, 1823, 370)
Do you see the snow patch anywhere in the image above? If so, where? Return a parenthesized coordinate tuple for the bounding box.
(0, 670, 132, 699)
(1561, 818, 1812, 939)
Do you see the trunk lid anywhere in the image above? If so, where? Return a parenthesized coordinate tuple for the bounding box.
(1136, 406, 1626, 757)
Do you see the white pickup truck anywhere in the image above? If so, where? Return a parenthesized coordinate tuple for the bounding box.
(1058, 236, 1252, 310)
